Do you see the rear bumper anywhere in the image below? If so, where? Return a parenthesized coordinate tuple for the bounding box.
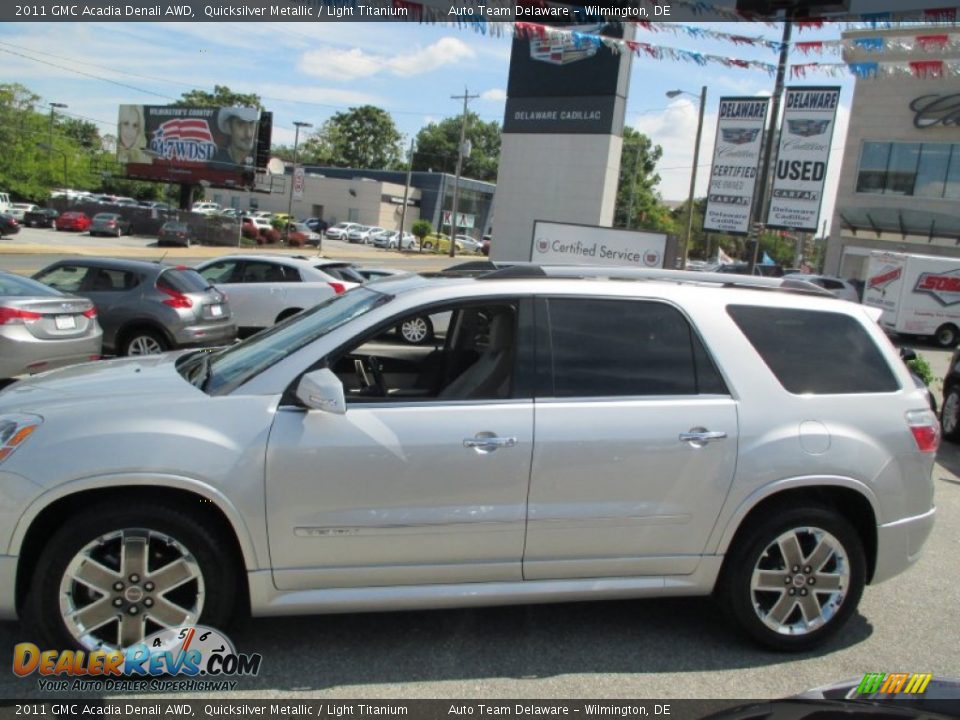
(173, 321, 237, 349)
(0, 556, 16, 620)
(0, 333, 102, 378)
(872, 507, 936, 584)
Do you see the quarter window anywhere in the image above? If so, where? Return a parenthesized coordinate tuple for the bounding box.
(727, 305, 898, 394)
(546, 298, 727, 398)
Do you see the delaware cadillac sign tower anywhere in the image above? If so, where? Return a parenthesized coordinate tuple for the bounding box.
(491, 22, 635, 261)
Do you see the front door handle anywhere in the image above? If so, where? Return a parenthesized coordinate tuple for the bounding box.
(463, 434, 518, 454)
(679, 428, 727, 448)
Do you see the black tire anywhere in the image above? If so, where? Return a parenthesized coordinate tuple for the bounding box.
(23, 500, 240, 651)
(935, 324, 959, 349)
(275, 308, 302, 324)
(422, 240, 434, 251)
(120, 328, 169, 356)
(942, 386, 960, 442)
(398, 316, 434, 345)
(720, 504, 865, 652)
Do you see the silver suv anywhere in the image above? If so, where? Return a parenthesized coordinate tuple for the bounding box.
(0, 266, 937, 652)
(33, 258, 236, 356)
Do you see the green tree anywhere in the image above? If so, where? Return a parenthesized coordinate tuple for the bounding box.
(615, 127, 675, 233)
(173, 85, 262, 109)
(301, 106, 402, 170)
(411, 219, 433, 242)
(411, 112, 500, 182)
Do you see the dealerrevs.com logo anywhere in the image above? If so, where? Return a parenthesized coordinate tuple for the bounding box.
(14, 625, 262, 693)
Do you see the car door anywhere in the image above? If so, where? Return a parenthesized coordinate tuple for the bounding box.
(75, 266, 143, 351)
(266, 298, 535, 590)
(198, 260, 272, 333)
(523, 297, 739, 580)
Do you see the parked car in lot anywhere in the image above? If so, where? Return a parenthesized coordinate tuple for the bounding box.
(191, 202, 221, 215)
(0, 264, 937, 653)
(303, 217, 328, 233)
(157, 221, 193, 248)
(89, 213, 132, 237)
(347, 225, 384, 244)
(194, 255, 362, 337)
(0, 270, 101, 380)
(325, 221, 362, 241)
(421, 233, 464, 253)
(455, 235, 484, 254)
(32, 258, 235, 356)
(0, 213, 21, 236)
(373, 230, 418, 251)
(286, 222, 323, 247)
(54, 211, 91, 232)
(716, 262, 785, 278)
(242, 216, 272, 236)
(782, 274, 859, 302)
(8, 203, 38, 221)
(22, 207, 60, 228)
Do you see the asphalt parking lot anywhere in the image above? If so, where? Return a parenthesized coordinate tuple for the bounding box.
(0, 230, 957, 701)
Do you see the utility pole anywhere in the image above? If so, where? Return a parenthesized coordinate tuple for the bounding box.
(48, 102, 67, 183)
(397, 138, 415, 253)
(748, 17, 792, 275)
(286, 120, 312, 245)
(449, 87, 479, 258)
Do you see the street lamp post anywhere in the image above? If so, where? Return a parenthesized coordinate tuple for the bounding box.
(47, 102, 67, 183)
(286, 121, 312, 244)
(666, 87, 707, 269)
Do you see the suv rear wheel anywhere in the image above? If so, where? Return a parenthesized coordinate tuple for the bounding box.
(23, 502, 239, 651)
(122, 328, 168, 356)
(722, 505, 865, 651)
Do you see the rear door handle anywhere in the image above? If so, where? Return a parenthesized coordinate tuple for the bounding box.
(679, 428, 727, 448)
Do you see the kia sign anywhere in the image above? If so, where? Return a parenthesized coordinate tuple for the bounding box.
(766, 86, 841, 232)
(703, 97, 770, 236)
(531, 221, 666, 268)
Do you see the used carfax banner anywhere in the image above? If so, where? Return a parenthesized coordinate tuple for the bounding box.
(703, 96, 769, 236)
(766, 86, 841, 231)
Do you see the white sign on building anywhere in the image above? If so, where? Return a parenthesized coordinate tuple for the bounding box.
(703, 96, 770, 236)
(767, 86, 841, 232)
(292, 166, 305, 201)
(531, 221, 667, 268)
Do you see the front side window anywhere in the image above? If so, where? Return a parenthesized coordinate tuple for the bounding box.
(330, 302, 519, 403)
(33, 265, 90, 294)
(240, 262, 292, 283)
(546, 298, 727, 398)
(198, 261, 240, 285)
(727, 305, 898, 395)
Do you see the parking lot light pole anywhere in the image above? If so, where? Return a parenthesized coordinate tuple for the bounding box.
(666, 87, 707, 269)
(285, 121, 312, 244)
(47, 102, 67, 182)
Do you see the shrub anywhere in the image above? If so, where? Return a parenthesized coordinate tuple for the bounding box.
(411, 220, 432, 242)
(263, 228, 281, 244)
(241, 225, 259, 240)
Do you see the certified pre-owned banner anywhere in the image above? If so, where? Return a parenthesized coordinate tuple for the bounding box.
(766, 86, 841, 231)
(703, 96, 769, 236)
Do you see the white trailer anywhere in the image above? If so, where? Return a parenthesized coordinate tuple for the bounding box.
(863, 250, 960, 348)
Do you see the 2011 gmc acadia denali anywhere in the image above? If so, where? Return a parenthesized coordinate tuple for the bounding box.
(0, 265, 938, 652)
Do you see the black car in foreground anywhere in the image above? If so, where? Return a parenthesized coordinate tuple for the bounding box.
(22, 207, 60, 228)
(0, 213, 21, 236)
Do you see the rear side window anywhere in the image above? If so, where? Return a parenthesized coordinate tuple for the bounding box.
(727, 305, 899, 394)
(159, 268, 210, 293)
(546, 298, 728, 397)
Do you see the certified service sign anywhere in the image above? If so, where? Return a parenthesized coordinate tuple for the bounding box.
(531, 221, 667, 268)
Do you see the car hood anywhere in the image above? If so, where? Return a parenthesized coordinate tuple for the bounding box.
(0, 352, 198, 411)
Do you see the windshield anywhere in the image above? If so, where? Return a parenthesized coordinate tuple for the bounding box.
(202, 287, 391, 394)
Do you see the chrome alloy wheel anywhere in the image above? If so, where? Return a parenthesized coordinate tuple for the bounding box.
(127, 335, 164, 355)
(943, 390, 960, 436)
(400, 317, 430, 344)
(59, 529, 204, 650)
(749, 526, 850, 636)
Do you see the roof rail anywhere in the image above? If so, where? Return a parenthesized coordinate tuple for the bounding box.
(460, 262, 835, 297)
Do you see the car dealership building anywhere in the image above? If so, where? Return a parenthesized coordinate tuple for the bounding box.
(825, 27, 960, 279)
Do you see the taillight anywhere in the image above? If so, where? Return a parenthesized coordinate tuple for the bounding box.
(906, 409, 940, 453)
(328, 282, 346, 295)
(158, 285, 193, 309)
(82, 307, 97, 319)
(0, 307, 42, 325)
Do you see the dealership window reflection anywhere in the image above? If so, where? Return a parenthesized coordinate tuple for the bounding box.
(857, 141, 960, 199)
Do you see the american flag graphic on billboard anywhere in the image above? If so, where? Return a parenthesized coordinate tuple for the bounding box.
(149, 118, 217, 162)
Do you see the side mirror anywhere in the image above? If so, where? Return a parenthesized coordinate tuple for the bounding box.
(900, 347, 918, 362)
(295, 368, 346, 414)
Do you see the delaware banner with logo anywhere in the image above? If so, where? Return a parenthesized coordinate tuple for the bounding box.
(766, 87, 841, 232)
(703, 96, 770, 236)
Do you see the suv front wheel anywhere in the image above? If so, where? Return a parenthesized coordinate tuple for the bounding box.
(721, 505, 865, 651)
(23, 501, 239, 651)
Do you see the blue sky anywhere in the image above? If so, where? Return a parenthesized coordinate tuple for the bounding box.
(0, 19, 852, 224)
